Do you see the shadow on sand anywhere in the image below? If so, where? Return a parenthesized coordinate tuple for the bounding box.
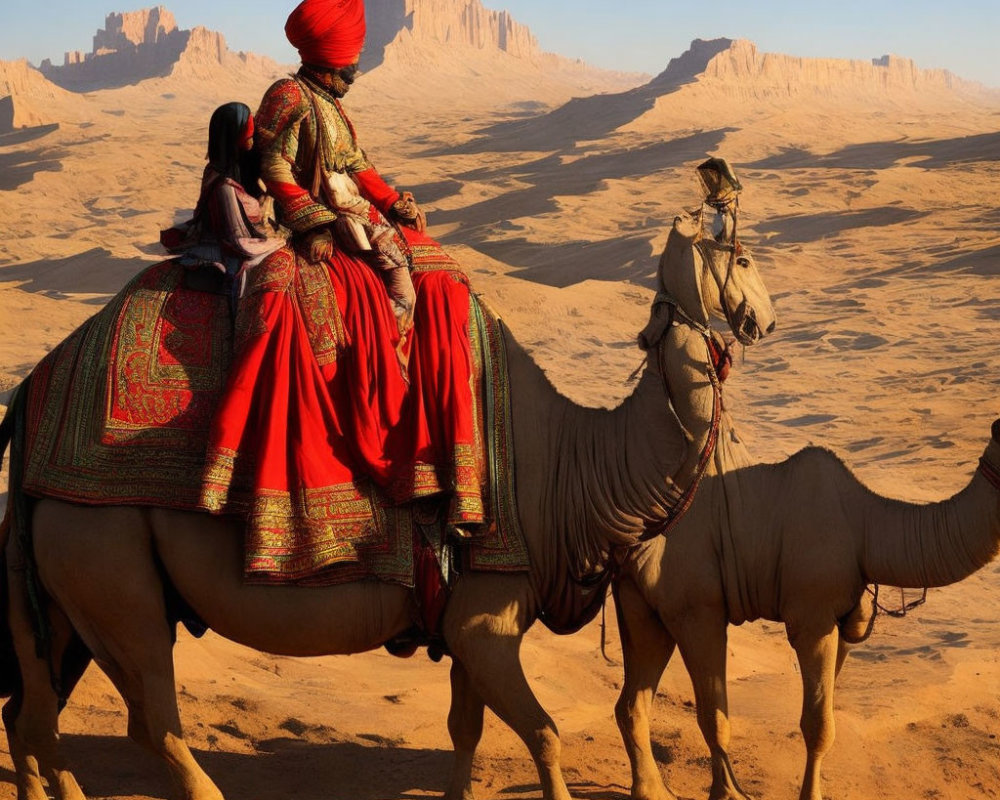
(416, 129, 733, 287)
(753, 207, 929, 245)
(425, 38, 734, 155)
(18, 734, 453, 800)
(0, 248, 152, 300)
(929, 243, 1000, 276)
(0, 737, 640, 800)
(746, 131, 1000, 171)
(0, 123, 60, 148)
(0, 146, 65, 192)
(484, 234, 658, 288)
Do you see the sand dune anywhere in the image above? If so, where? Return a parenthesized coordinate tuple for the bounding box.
(1, 9, 999, 800)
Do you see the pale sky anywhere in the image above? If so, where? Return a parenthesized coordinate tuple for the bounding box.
(1, 1, 997, 88)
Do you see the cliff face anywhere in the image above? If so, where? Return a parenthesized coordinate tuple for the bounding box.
(170, 27, 285, 82)
(0, 59, 77, 129)
(37, 6, 281, 92)
(694, 39, 983, 98)
(359, 0, 643, 98)
(410, 0, 537, 56)
(363, 0, 539, 69)
(93, 7, 179, 52)
(40, 7, 189, 91)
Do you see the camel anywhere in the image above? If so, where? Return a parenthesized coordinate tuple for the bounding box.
(611, 379, 1000, 797)
(0, 213, 776, 800)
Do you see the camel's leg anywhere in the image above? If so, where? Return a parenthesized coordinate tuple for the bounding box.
(788, 625, 839, 800)
(33, 505, 224, 800)
(444, 657, 486, 800)
(673, 611, 749, 800)
(445, 575, 571, 800)
(612, 579, 679, 800)
(5, 548, 88, 800)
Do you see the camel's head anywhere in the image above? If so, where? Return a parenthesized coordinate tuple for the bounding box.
(698, 234, 777, 346)
(644, 214, 776, 350)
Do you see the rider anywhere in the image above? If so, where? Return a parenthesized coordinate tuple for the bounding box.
(161, 101, 284, 310)
(197, 0, 486, 582)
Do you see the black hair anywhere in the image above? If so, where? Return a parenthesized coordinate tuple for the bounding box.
(206, 101, 261, 196)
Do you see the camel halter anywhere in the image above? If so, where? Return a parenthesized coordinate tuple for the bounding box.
(694, 196, 749, 343)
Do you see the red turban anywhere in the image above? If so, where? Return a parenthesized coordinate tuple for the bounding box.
(285, 0, 366, 69)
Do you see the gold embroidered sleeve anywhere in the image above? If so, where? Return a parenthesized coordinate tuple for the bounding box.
(255, 78, 338, 233)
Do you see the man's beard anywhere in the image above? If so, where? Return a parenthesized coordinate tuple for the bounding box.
(328, 73, 353, 97)
(302, 64, 358, 98)
(326, 64, 359, 97)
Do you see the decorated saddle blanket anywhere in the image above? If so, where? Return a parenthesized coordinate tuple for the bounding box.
(22, 249, 528, 586)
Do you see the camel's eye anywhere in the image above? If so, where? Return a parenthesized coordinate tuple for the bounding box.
(737, 256, 751, 268)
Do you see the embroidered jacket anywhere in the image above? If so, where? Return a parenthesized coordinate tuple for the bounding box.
(255, 73, 400, 234)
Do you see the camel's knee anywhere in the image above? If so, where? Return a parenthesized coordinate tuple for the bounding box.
(614, 693, 629, 728)
(800, 712, 835, 756)
(526, 723, 562, 767)
(614, 691, 642, 737)
(696, 706, 731, 745)
(447, 708, 482, 752)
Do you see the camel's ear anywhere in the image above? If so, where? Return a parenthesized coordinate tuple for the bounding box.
(992, 419, 1000, 443)
(638, 303, 670, 350)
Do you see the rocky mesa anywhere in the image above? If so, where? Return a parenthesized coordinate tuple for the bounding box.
(359, 0, 645, 95)
(36, 6, 283, 92)
(696, 39, 991, 99)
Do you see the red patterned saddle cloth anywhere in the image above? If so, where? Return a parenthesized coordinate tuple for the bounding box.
(22, 255, 528, 585)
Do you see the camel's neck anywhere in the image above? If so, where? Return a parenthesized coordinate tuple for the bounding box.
(860, 444, 1000, 588)
(506, 333, 681, 617)
(550, 369, 682, 542)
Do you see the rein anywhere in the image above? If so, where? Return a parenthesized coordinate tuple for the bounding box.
(637, 297, 723, 542)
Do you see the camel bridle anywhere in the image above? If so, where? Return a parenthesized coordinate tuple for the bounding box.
(694, 197, 764, 347)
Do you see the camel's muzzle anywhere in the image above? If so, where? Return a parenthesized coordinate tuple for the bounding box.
(733, 303, 762, 345)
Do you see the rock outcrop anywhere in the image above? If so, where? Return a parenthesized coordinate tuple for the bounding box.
(0, 95, 14, 133)
(36, 6, 282, 92)
(687, 39, 986, 99)
(360, 0, 644, 99)
(0, 59, 78, 129)
(94, 7, 180, 52)
(40, 7, 190, 91)
(363, 0, 540, 69)
(170, 26, 284, 83)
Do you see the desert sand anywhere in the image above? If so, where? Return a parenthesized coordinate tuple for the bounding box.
(1, 5, 999, 800)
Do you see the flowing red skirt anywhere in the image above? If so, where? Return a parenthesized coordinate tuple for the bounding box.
(199, 229, 483, 581)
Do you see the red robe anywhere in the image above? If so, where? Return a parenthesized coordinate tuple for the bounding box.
(198, 73, 484, 582)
